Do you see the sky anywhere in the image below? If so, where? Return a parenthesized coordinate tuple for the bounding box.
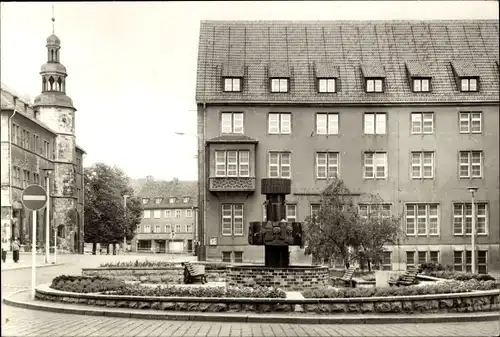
(1, 1, 498, 182)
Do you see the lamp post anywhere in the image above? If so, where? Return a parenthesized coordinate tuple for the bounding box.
(467, 187, 478, 274)
(123, 194, 129, 252)
(41, 168, 53, 264)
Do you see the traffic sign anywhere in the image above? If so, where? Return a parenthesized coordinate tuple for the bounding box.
(21, 184, 48, 211)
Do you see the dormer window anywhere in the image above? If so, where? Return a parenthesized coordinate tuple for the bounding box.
(366, 79, 383, 93)
(224, 78, 241, 92)
(271, 78, 288, 93)
(183, 197, 190, 203)
(413, 78, 431, 92)
(460, 78, 478, 92)
(142, 198, 149, 205)
(169, 197, 176, 204)
(318, 78, 336, 93)
(155, 197, 163, 204)
(361, 64, 385, 93)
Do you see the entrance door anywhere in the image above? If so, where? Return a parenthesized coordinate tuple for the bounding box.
(157, 240, 166, 253)
(187, 240, 193, 253)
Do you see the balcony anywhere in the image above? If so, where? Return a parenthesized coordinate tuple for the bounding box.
(209, 176, 256, 192)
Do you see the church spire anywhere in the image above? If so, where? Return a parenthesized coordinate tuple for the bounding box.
(52, 4, 55, 34)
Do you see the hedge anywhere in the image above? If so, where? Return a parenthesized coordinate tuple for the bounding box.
(99, 260, 227, 269)
(50, 275, 126, 293)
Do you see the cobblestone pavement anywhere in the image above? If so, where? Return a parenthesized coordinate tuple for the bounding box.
(2, 255, 499, 337)
(2, 305, 499, 337)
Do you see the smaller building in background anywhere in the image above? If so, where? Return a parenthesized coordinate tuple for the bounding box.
(132, 177, 197, 254)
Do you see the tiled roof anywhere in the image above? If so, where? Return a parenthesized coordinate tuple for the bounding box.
(206, 134, 259, 144)
(315, 61, 339, 78)
(361, 63, 386, 78)
(196, 20, 499, 104)
(405, 60, 432, 77)
(222, 61, 245, 77)
(451, 60, 479, 77)
(137, 180, 198, 209)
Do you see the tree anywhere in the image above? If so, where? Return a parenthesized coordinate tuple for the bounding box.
(303, 176, 402, 270)
(84, 163, 143, 254)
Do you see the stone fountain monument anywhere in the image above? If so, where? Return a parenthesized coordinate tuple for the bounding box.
(226, 178, 329, 291)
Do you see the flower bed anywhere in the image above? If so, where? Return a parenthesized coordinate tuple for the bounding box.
(50, 275, 126, 293)
(302, 279, 500, 298)
(35, 282, 500, 314)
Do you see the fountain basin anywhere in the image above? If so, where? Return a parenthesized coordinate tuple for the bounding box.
(226, 265, 329, 291)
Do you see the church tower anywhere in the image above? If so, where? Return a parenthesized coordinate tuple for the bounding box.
(33, 11, 78, 252)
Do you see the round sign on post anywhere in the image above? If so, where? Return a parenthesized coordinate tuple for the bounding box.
(21, 184, 48, 211)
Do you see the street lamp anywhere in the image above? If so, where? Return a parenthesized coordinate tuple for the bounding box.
(467, 187, 478, 274)
(123, 194, 130, 252)
(41, 168, 53, 264)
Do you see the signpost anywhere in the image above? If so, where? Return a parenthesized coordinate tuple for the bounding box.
(21, 184, 48, 300)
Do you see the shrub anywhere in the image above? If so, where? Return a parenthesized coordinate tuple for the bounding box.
(301, 279, 500, 298)
(103, 284, 286, 298)
(424, 270, 496, 282)
(50, 275, 126, 293)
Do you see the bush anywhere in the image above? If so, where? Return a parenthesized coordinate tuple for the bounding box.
(103, 284, 286, 298)
(423, 270, 496, 282)
(301, 279, 500, 298)
(418, 262, 453, 274)
(50, 275, 126, 293)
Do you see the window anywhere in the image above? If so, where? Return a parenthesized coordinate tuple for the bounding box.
(11, 123, 18, 145)
(412, 78, 431, 92)
(460, 78, 478, 92)
(144, 225, 151, 233)
(381, 252, 392, 270)
(478, 250, 487, 274)
(33, 173, 40, 185)
(430, 251, 439, 264)
(186, 209, 193, 218)
(459, 151, 482, 178)
(453, 203, 488, 235)
(316, 113, 338, 135)
(222, 251, 232, 262)
(165, 224, 171, 233)
(221, 204, 244, 236)
(316, 152, 339, 179)
(183, 197, 190, 203)
(364, 113, 386, 134)
(12, 167, 21, 187)
(411, 152, 434, 179)
(136, 224, 141, 233)
(406, 251, 415, 268)
(405, 204, 439, 236)
(286, 204, 297, 222)
(165, 210, 172, 218)
(224, 78, 241, 92)
(221, 112, 244, 134)
(268, 152, 291, 178)
(411, 112, 434, 134)
(154, 224, 161, 233)
(22, 170, 30, 188)
(459, 112, 482, 134)
(143, 210, 151, 219)
(186, 224, 193, 233)
(318, 78, 336, 93)
(418, 251, 427, 265)
(175, 210, 181, 218)
(169, 197, 176, 204)
(271, 78, 288, 93)
(175, 224, 181, 233)
(33, 134, 40, 154)
(153, 210, 161, 219)
(268, 113, 291, 134)
(364, 152, 387, 179)
(311, 204, 320, 217)
(359, 204, 391, 219)
(454, 251, 472, 272)
(215, 150, 250, 177)
(155, 198, 162, 204)
(234, 251, 243, 263)
(142, 198, 149, 205)
(43, 140, 50, 158)
(366, 78, 383, 92)
(137, 240, 151, 250)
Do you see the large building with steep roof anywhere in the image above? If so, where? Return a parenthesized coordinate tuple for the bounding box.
(1, 27, 85, 253)
(132, 177, 198, 254)
(195, 20, 499, 271)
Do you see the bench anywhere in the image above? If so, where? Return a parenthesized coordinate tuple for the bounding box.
(182, 261, 207, 284)
(388, 267, 419, 287)
(334, 265, 357, 288)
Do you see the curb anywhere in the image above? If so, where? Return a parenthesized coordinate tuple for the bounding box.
(1, 263, 64, 271)
(3, 289, 499, 324)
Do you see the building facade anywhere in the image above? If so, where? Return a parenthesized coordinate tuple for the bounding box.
(195, 20, 500, 271)
(0, 29, 85, 253)
(131, 177, 197, 254)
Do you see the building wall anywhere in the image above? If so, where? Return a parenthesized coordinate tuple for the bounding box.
(201, 103, 500, 270)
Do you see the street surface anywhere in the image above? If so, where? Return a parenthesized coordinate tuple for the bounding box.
(2, 254, 500, 337)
